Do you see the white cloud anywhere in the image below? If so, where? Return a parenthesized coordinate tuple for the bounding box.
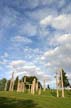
(55, 34, 71, 44)
(41, 33, 71, 74)
(11, 36, 32, 44)
(57, 34, 71, 43)
(20, 47, 43, 61)
(67, 74, 71, 80)
(8, 59, 51, 81)
(49, 34, 71, 46)
(10, 60, 26, 68)
(40, 15, 53, 25)
(40, 14, 71, 30)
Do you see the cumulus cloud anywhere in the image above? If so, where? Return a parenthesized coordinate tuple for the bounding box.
(49, 34, 71, 46)
(40, 14, 71, 30)
(9, 60, 51, 81)
(54, 34, 71, 44)
(41, 33, 71, 74)
(67, 74, 71, 80)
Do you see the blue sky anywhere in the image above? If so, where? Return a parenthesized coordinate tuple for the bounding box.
(0, 0, 71, 87)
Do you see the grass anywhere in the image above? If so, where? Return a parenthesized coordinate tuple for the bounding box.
(0, 90, 71, 108)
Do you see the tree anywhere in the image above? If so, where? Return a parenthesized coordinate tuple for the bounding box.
(60, 69, 70, 87)
(47, 84, 50, 89)
(22, 76, 42, 89)
(0, 78, 7, 91)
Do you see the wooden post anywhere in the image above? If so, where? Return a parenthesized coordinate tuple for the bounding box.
(9, 72, 14, 91)
(43, 79, 46, 91)
(17, 80, 20, 92)
(21, 82, 25, 92)
(36, 82, 38, 92)
(38, 87, 41, 95)
(24, 76, 26, 91)
(56, 72, 59, 97)
(61, 69, 64, 98)
(31, 78, 36, 95)
(4, 80, 8, 91)
(24, 76, 26, 83)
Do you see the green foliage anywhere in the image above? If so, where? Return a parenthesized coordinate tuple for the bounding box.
(22, 76, 38, 83)
(0, 78, 7, 90)
(61, 69, 70, 87)
(22, 76, 42, 89)
(6, 80, 10, 91)
(47, 84, 50, 89)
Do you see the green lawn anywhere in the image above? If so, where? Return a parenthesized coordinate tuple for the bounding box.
(0, 90, 71, 108)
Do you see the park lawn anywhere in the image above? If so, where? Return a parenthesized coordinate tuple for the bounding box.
(0, 91, 71, 108)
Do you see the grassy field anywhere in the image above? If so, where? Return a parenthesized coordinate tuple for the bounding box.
(0, 90, 71, 108)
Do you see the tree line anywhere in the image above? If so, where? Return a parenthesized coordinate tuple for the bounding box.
(0, 69, 70, 91)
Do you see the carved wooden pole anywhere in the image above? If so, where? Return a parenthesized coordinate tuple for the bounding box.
(5, 80, 8, 91)
(56, 72, 59, 97)
(38, 87, 41, 95)
(31, 78, 36, 95)
(24, 76, 26, 91)
(21, 81, 25, 92)
(36, 82, 38, 92)
(61, 69, 64, 98)
(9, 72, 14, 91)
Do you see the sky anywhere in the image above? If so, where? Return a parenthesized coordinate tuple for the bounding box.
(0, 0, 71, 87)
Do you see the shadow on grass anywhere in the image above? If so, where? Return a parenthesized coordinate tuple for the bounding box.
(0, 97, 38, 108)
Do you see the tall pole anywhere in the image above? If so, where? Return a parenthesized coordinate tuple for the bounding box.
(31, 78, 36, 95)
(43, 79, 46, 91)
(5, 80, 8, 91)
(9, 72, 14, 91)
(24, 76, 26, 83)
(17, 79, 20, 92)
(36, 82, 38, 92)
(24, 76, 26, 91)
(61, 69, 64, 98)
(56, 72, 59, 97)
